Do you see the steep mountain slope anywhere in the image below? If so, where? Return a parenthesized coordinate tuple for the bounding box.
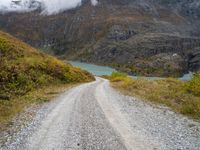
(0, 30, 94, 127)
(0, 0, 200, 77)
(0, 31, 94, 100)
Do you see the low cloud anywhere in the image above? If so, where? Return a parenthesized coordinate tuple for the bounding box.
(0, 0, 98, 15)
(91, 0, 98, 6)
(41, 0, 82, 14)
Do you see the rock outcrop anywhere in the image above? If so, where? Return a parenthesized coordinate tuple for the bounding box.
(0, 0, 200, 77)
(188, 48, 200, 72)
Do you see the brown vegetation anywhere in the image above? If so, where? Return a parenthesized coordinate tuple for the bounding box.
(0, 31, 94, 127)
(108, 72, 200, 120)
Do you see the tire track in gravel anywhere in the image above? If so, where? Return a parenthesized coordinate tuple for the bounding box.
(4, 77, 200, 150)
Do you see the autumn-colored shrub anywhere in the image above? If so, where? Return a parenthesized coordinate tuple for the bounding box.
(0, 31, 94, 125)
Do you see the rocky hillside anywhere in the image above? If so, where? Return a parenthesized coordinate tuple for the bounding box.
(0, 0, 200, 77)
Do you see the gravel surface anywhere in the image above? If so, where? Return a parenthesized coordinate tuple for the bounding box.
(1, 77, 200, 150)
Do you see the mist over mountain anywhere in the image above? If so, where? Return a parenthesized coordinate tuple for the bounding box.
(0, 0, 98, 14)
(0, 0, 200, 77)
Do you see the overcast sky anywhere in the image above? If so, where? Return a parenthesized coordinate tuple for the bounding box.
(0, 0, 98, 14)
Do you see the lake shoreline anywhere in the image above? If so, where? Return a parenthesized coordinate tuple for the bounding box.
(70, 61, 193, 81)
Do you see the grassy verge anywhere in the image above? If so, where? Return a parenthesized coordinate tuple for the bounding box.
(0, 82, 82, 131)
(107, 72, 200, 120)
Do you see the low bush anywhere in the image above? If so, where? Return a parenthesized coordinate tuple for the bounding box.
(186, 73, 200, 96)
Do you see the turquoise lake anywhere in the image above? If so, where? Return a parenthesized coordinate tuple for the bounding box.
(70, 61, 193, 81)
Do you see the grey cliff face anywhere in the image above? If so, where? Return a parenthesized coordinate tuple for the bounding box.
(0, 0, 199, 76)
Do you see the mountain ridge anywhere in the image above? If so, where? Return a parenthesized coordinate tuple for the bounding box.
(0, 0, 200, 77)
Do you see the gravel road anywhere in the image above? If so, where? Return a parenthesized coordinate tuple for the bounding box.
(2, 77, 200, 150)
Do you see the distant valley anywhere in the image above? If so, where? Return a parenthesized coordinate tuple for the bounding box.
(0, 0, 200, 77)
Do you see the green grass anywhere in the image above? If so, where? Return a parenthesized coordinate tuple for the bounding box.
(110, 63, 183, 77)
(108, 72, 200, 120)
(0, 31, 95, 128)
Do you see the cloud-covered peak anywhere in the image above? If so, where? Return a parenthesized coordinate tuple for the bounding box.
(0, 0, 98, 15)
